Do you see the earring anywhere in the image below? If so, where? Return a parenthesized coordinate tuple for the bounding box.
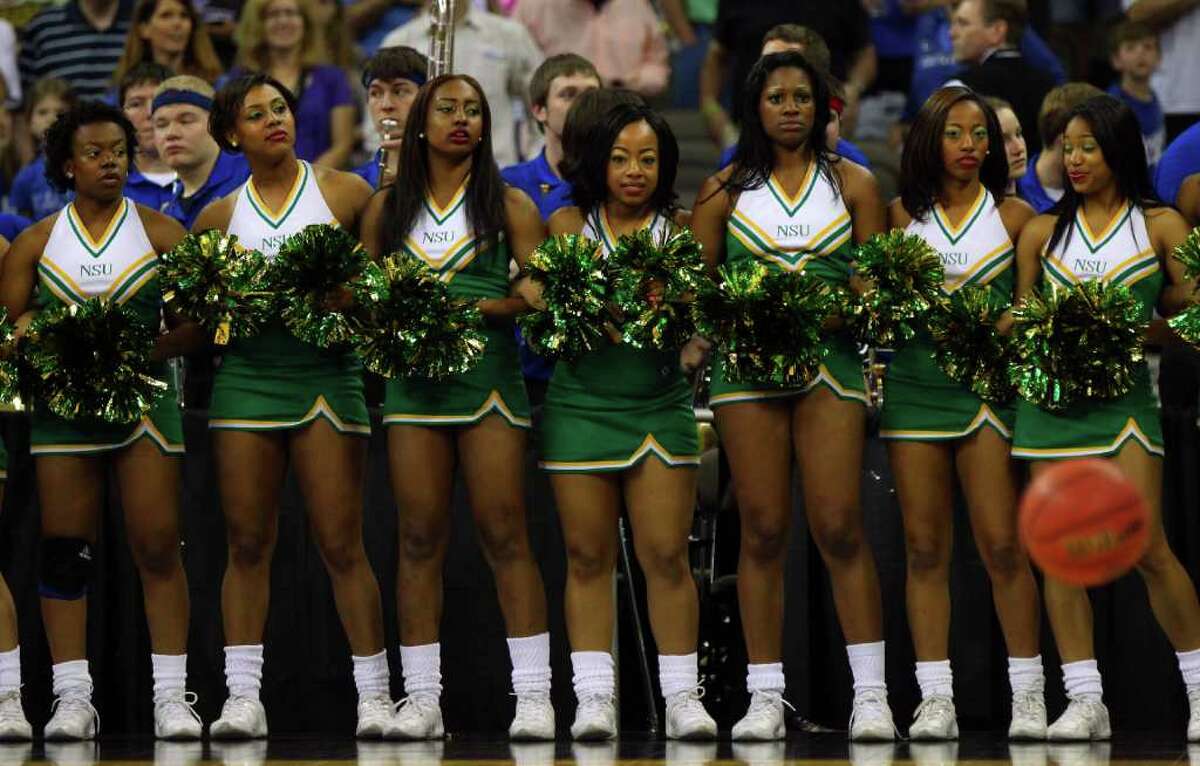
(66, 171, 73, 178)
(418, 132, 426, 139)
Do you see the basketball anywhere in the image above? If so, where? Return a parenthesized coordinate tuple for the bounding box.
(1019, 459, 1151, 587)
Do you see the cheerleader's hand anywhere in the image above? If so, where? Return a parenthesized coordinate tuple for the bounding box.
(679, 334, 712, 374)
(994, 311, 1014, 337)
(514, 275, 547, 311)
(848, 273, 875, 296)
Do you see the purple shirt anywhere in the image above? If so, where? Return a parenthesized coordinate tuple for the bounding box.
(222, 65, 354, 163)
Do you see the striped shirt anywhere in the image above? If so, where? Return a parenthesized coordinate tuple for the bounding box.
(18, 0, 132, 101)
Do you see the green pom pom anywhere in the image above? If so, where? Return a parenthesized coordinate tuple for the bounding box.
(694, 259, 835, 385)
(516, 234, 610, 362)
(267, 224, 374, 348)
(354, 256, 485, 380)
(0, 309, 20, 407)
(1169, 303, 1200, 346)
(927, 287, 1015, 403)
(1171, 226, 1200, 281)
(846, 229, 945, 347)
(1010, 280, 1145, 411)
(158, 230, 273, 345)
(22, 298, 166, 423)
(606, 227, 710, 350)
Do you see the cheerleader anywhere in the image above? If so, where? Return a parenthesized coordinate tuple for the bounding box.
(541, 102, 717, 741)
(192, 74, 392, 739)
(0, 235, 30, 742)
(0, 101, 204, 740)
(689, 51, 893, 741)
(882, 86, 1043, 740)
(1011, 95, 1200, 741)
(358, 74, 553, 741)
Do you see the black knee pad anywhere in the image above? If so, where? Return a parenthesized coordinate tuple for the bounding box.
(39, 538, 93, 600)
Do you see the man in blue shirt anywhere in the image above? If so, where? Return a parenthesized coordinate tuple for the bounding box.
(0, 213, 31, 243)
(354, 46, 428, 189)
(120, 62, 177, 212)
(1157, 122, 1200, 224)
(1106, 21, 1166, 173)
(152, 76, 249, 230)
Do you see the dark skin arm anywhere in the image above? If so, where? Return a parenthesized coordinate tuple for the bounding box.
(1148, 205, 1198, 317)
(690, 170, 734, 277)
(139, 205, 209, 362)
(1011, 214, 1053, 337)
(994, 196, 1037, 334)
(476, 188, 545, 324)
(1176, 173, 1200, 227)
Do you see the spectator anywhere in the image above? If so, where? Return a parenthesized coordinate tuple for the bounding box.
(1106, 20, 1166, 172)
(354, 46, 429, 189)
(153, 75, 250, 229)
(0, 80, 19, 212)
(312, 0, 359, 72)
(501, 54, 601, 220)
(344, 0, 421, 59)
(0, 212, 31, 242)
(113, 0, 224, 85)
(18, 0, 133, 100)
(699, 0, 876, 147)
(380, 0, 543, 168)
(120, 62, 178, 211)
(9, 79, 77, 221)
(229, 0, 356, 167)
(1126, 0, 1200, 142)
(0, 19, 19, 110)
(947, 0, 1056, 155)
(512, 0, 669, 97)
(1016, 82, 1103, 212)
(1155, 121, 1200, 224)
(659, 0, 717, 109)
(986, 95, 1027, 197)
(866, 0, 919, 96)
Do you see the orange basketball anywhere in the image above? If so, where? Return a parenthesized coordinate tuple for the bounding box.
(1018, 458, 1150, 587)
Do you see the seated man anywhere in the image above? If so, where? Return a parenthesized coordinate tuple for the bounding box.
(355, 46, 428, 189)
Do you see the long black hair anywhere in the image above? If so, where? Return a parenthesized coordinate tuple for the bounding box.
(1046, 94, 1161, 255)
(722, 51, 837, 196)
(566, 102, 679, 217)
(44, 100, 137, 192)
(900, 85, 1009, 221)
(380, 73, 507, 256)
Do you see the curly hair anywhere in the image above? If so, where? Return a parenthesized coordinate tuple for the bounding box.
(44, 100, 138, 192)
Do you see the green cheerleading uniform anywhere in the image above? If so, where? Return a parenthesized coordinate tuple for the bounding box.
(208, 160, 369, 435)
(709, 165, 868, 408)
(540, 209, 699, 473)
(30, 198, 183, 456)
(881, 188, 1016, 441)
(382, 181, 530, 430)
(1011, 204, 1164, 460)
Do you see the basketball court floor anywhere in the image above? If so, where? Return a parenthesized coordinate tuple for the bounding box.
(1, 734, 1191, 765)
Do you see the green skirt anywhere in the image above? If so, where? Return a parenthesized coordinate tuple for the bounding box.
(880, 336, 1014, 441)
(1011, 365, 1163, 460)
(383, 326, 531, 430)
(209, 325, 369, 435)
(708, 333, 868, 408)
(30, 381, 184, 457)
(541, 343, 698, 473)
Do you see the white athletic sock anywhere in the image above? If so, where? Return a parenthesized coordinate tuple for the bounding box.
(51, 659, 92, 699)
(224, 644, 264, 699)
(1061, 659, 1103, 701)
(507, 632, 551, 697)
(352, 650, 390, 699)
(658, 653, 698, 699)
(915, 659, 953, 699)
(0, 647, 20, 696)
(1178, 648, 1200, 695)
(1008, 655, 1045, 696)
(151, 653, 187, 704)
(571, 651, 615, 700)
(400, 642, 441, 700)
(847, 641, 887, 695)
(746, 662, 785, 695)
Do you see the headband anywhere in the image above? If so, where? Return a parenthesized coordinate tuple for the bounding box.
(362, 70, 427, 90)
(152, 88, 213, 114)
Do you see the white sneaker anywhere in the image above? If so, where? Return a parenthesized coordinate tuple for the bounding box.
(849, 689, 896, 741)
(154, 692, 202, 740)
(1189, 689, 1200, 742)
(732, 691, 788, 741)
(848, 742, 896, 766)
(909, 695, 958, 740)
(0, 691, 30, 741)
(664, 688, 717, 740)
(1046, 697, 1111, 741)
(209, 696, 267, 739)
(43, 696, 98, 741)
(570, 693, 617, 741)
(1010, 691, 1048, 740)
(357, 694, 394, 739)
(387, 695, 443, 740)
(509, 694, 555, 741)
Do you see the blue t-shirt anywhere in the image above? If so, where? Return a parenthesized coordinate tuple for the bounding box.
(1107, 84, 1165, 172)
(1016, 152, 1061, 214)
(341, 0, 415, 57)
(1156, 121, 1200, 207)
(717, 139, 872, 171)
(501, 149, 568, 223)
(126, 164, 176, 213)
(353, 151, 382, 190)
(164, 152, 251, 231)
(9, 155, 71, 222)
(869, 0, 918, 59)
(0, 213, 31, 243)
(906, 9, 1066, 122)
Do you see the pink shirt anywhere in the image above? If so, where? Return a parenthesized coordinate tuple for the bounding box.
(513, 0, 669, 97)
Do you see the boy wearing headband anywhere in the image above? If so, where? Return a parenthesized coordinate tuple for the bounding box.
(355, 46, 428, 189)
